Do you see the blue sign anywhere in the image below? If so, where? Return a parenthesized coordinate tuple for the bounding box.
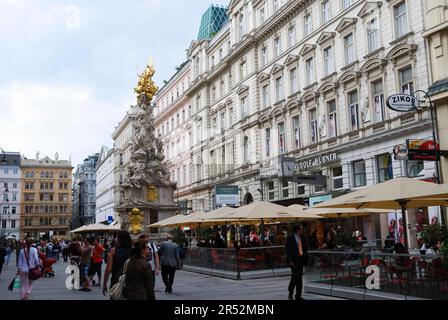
(107, 216, 114, 224)
(309, 194, 332, 207)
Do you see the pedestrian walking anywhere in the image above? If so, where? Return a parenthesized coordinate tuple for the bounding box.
(158, 234, 180, 294)
(103, 230, 131, 297)
(89, 238, 104, 287)
(0, 243, 6, 278)
(79, 238, 93, 292)
(285, 224, 309, 301)
(124, 239, 155, 300)
(17, 239, 41, 300)
(138, 234, 160, 287)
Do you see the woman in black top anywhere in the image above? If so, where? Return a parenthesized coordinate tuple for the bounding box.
(102, 230, 132, 296)
(124, 240, 155, 300)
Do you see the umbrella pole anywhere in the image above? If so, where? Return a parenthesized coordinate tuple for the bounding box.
(398, 200, 409, 250)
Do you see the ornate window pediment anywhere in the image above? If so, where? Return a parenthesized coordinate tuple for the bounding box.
(357, 2, 382, 19)
(269, 64, 284, 75)
(285, 99, 299, 110)
(226, 98, 233, 105)
(316, 32, 336, 46)
(360, 58, 387, 74)
(270, 105, 285, 117)
(335, 18, 357, 33)
(218, 103, 226, 111)
(386, 44, 418, 64)
(258, 72, 271, 83)
(258, 113, 271, 123)
(299, 44, 316, 57)
(300, 90, 318, 104)
(194, 115, 202, 122)
(236, 85, 249, 95)
(318, 81, 337, 95)
(338, 70, 361, 85)
(283, 54, 299, 66)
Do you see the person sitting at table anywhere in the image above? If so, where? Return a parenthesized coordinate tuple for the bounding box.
(392, 242, 410, 269)
(383, 235, 395, 253)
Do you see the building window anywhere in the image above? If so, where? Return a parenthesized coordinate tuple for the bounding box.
(262, 84, 270, 107)
(275, 76, 283, 102)
(240, 97, 247, 118)
(333, 166, 343, 189)
(297, 185, 306, 195)
(305, 57, 314, 85)
(220, 112, 226, 130)
(314, 171, 324, 193)
(211, 86, 216, 103)
(377, 153, 393, 183)
(282, 180, 289, 198)
(261, 46, 268, 66)
(327, 100, 337, 138)
(274, 37, 281, 57)
(292, 115, 301, 148)
(268, 181, 275, 200)
(13, 194, 16, 201)
(273, 0, 278, 12)
(211, 56, 215, 69)
(400, 66, 414, 95)
(322, 0, 331, 24)
(367, 17, 380, 53)
(348, 90, 359, 131)
(309, 108, 318, 144)
(243, 136, 249, 164)
(278, 122, 286, 154)
(259, 8, 265, 25)
(238, 14, 245, 40)
(394, 1, 408, 38)
(240, 61, 247, 80)
(289, 67, 298, 94)
(342, 0, 352, 10)
(265, 128, 271, 157)
(323, 46, 333, 75)
(220, 78, 225, 97)
(195, 57, 200, 77)
(407, 160, 424, 177)
(372, 80, 385, 123)
(1, 220, 6, 228)
(353, 160, 366, 187)
(344, 33, 355, 65)
(304, 13, 312, 37)
(288, 25, 296, 47)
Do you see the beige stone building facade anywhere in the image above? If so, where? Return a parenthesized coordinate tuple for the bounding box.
(20, 154, 73, 239)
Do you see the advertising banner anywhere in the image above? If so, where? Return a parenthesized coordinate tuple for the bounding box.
(215, 185, 239, 206)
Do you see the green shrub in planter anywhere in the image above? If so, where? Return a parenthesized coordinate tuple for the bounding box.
(419, 224, 448, 249)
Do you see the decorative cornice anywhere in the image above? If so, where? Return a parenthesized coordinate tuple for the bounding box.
(236, 85, 249, 95)
(299, 44, 316, 57)
(357, 1, 383, 19)
(316, 32, 336, 46)
(258, 72, 271, 83)
(269, 64, 285, 75)
(360, 58, 388, 74)
(283, 54, 299, 66)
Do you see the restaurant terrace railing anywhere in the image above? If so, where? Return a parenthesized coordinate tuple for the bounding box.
(183, 246, 448, 300)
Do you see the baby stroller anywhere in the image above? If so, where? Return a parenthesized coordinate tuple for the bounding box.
(39, 252, 56, 277)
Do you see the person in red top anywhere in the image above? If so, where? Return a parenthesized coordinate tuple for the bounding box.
(89, 238, 104, 287)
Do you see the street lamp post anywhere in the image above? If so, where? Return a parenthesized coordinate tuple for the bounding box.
(414, 90, 446, 225)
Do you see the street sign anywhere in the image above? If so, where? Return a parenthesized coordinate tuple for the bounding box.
(215, 185, 239, 206)
(107, 216, 114, 224)
(386, 94, 418, 112)
(284, 175, 327, 187)
(393, 144, 409, 160)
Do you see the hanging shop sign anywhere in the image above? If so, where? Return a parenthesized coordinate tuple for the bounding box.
(393, 144, 409, 160)
(294, 152, 338, 173)
(406, 139, 439, 161)
(215, 185, 239, 206)
(386, 94, 418, 112)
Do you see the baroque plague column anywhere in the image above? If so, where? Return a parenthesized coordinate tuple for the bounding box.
(116, 62, 177, 239)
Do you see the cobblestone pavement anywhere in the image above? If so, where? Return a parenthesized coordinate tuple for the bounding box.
(0, 257, 343, 300)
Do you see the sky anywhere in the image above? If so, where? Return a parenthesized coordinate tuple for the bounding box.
(0, 0, 230, 166)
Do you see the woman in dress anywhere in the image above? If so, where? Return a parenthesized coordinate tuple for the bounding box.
(17, 238, 40, 300)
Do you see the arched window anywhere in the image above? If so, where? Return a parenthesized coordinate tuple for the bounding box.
(238, 14, 245, 40)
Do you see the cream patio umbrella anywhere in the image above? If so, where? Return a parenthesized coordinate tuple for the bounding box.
(313, 177, 448, 248)
(302, 207, 391, 218)
(148, 213, 191, 228)
(71, 225, 89, 233)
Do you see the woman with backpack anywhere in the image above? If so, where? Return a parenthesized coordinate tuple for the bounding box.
(102, 230, 132, 298)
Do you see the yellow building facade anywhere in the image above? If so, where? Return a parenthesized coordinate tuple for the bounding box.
(20, 154, 73, 240)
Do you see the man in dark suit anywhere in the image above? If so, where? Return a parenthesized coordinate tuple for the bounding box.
(158, 234, 180, 294)
(285, 224, 309, 300)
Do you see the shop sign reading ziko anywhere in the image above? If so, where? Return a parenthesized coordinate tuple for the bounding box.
(386, 94, 418, 112)
(294, 153, 338, 173)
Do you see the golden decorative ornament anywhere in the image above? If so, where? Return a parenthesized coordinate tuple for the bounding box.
(128, 207, 144, 235)
(134, 60, 158, 104)
(147, 185, 158, 202)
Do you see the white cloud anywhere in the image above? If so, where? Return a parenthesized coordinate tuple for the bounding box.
(0, 82, 128, 165)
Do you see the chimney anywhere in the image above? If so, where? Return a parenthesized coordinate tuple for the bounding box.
(36, 151, 40, 160)
(55, 152, 59, 160)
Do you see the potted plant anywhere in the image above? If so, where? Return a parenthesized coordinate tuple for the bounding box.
(419, 224, 448, 250)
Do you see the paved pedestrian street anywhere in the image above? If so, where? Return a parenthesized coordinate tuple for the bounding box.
(0, 259, 342, 300)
